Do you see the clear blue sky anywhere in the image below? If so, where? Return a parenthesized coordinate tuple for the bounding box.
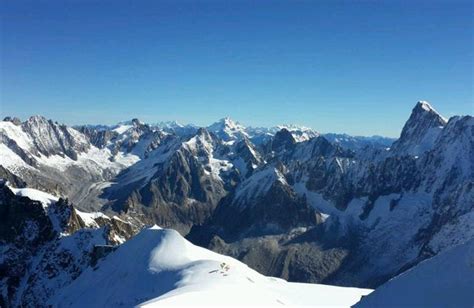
(1, 0, 472, 137)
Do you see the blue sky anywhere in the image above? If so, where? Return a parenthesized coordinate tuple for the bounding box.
(1, 0, 472, 137)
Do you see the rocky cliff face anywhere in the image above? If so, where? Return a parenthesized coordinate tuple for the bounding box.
(0, 182, 138, 307)
(104, 128, 237, 234)
(390, 101, 448, 156)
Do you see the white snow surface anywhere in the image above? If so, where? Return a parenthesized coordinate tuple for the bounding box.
(74, 209, 109, 228)
(275, 124, 319, 142)
(112, 124, 133, 134)
(355, 239, 474, 308)
(0, 144, 34, 171)
(9, 186, 59, 208)
(0, 121, 34, 150)
(184, 130, 233, 180)
(233, 167, 287, 207)
(49, 226, 372, 307)
(418, 100, 448, 122)
(207, 117, 250, 141)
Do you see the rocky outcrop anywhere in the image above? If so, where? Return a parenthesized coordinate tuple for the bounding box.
(3, 117, 21, 126)
(77, 126, 117, 149)
(106, 129, 235, 234)
(0, 166, 26, 188)
(0, 182, 138, 307)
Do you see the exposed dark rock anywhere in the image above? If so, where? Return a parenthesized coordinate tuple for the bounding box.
(0, 166, 26, 188)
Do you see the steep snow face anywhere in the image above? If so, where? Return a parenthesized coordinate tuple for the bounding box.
(0, 121, 34, 150)
(105, 119, 167, 159)
(207, 117, 249, 141)
(154, 121, 198, 136)
(390, 101, 448, 156)
(49, 227, 372, 307)
(355, 239, 474, 308)
(427, 115, 474, 181)
(229, 138, 264, 178)
(275, 124, 319, 142)
(183, 128, 233, 180)
(112, 124, 133, 134)
(233, 167, 287, 207)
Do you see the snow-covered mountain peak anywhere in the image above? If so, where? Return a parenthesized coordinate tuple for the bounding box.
(414, 100, 447, 121)
(276, 124, 312, 132)
(183, 128, 216, 155)
(117, 118, 143, 126)
(208, 117, 249, 141)
(390, 101, 448, 156)
(131, 118, 144, 126)
(277, 125, 319, 142)
(154, 121, 198, 136)
(415, 100, 441, 116)
(209, 116, 239, 129)
(162, 120, 184, 128)
(195, 127, 213, 141)
(113, 118, 147, 134)
(221, 116, 238, 126)
(268, 128, 297, 153)
(26, 114, 49, 124)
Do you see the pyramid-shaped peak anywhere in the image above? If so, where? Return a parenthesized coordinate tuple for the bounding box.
(413, 101, 447, 123)
(207, 117, 248, 141)
(27, 115, 49, 123)
(416, 101, 434, 111)
(216, 116, 242, 128)
(390, 101, 448, 156)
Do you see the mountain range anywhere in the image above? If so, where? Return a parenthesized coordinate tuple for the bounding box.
(0, 101, 472, 307)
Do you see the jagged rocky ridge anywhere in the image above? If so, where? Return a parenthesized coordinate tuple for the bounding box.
(0, 101, 472, 305)
(0, 181, 137, 307)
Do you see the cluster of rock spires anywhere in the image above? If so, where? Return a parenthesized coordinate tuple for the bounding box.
(0, 101, 472, 306)
(0, 180, 138, 307)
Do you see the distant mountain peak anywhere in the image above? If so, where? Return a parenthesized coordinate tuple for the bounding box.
(27, 115, 49, 123)
(212, 116, 242, 129)
(276, 124, 313, 132)
(208, 117, 248, 141)
(131, 118, 143, 126)
(117, 118, 144, 127)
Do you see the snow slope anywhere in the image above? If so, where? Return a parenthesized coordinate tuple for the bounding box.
(9, 186, 59, 208)
(355, 239, 474, 308)
(49, 226, 372, 307)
